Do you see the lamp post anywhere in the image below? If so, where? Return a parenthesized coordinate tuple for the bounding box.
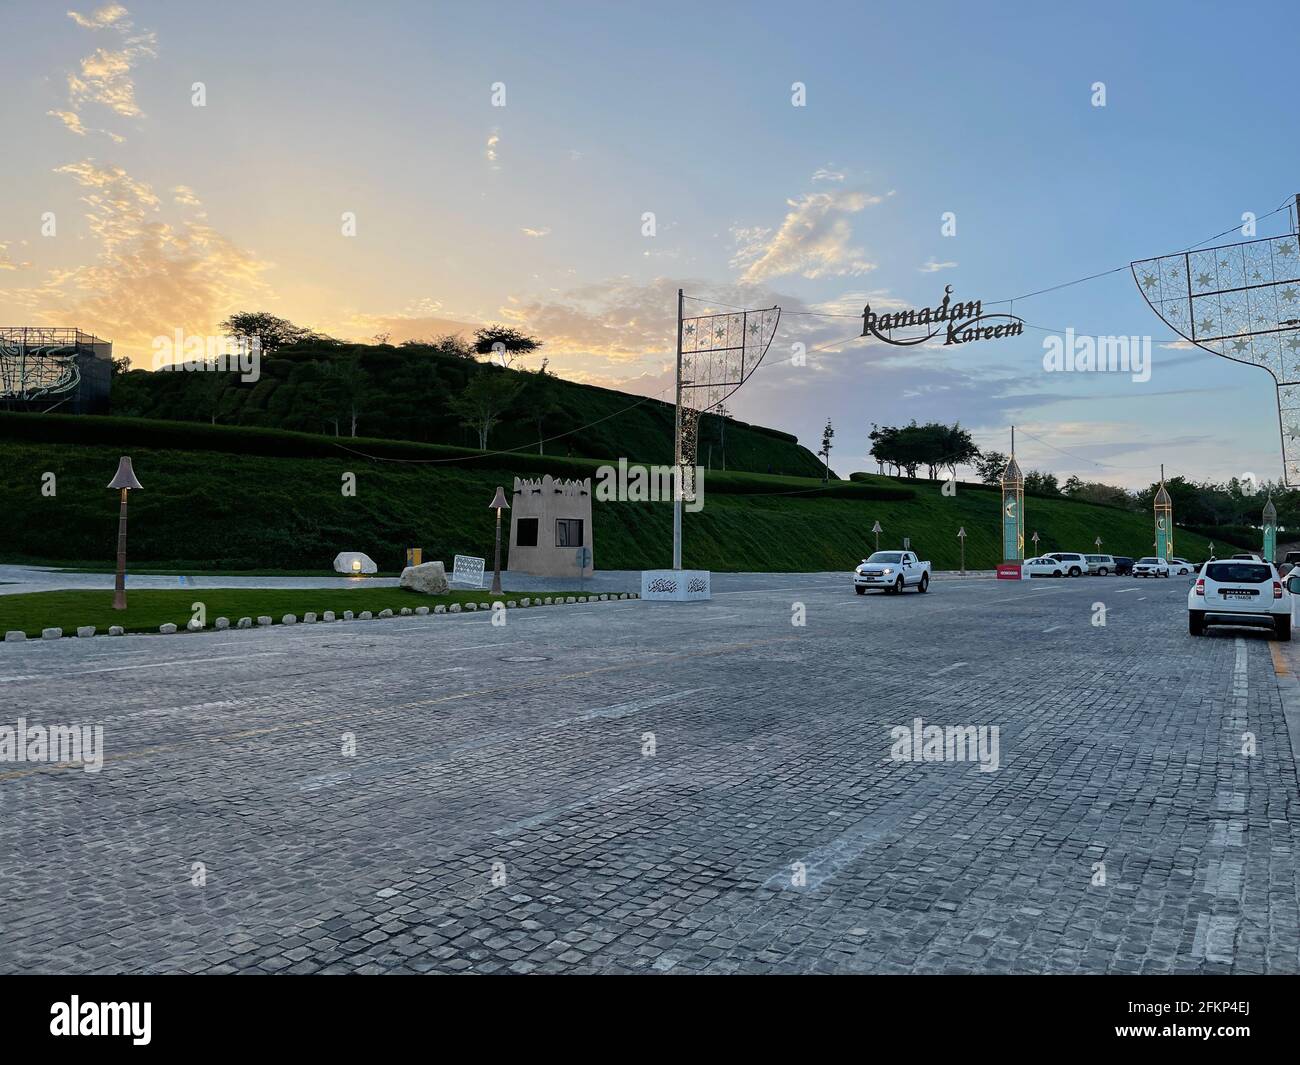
(107, 456, 142, 610)
(957, 526, 966, 575)
(488, 486, 509, 595)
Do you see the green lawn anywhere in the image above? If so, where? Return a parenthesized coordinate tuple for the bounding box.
(0, 587, 597, 638)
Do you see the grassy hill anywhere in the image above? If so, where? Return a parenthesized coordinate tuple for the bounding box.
(0, 413, 1245, 572)
(111, 341, 826, 477)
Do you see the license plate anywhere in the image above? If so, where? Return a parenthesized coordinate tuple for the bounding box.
(1221, 588, 1257, 598)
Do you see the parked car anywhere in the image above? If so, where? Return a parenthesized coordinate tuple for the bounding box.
(853, 550, 932, 594)
(1112, 556, 1135, 575)
(1189, 560, 1291, 639)
(1133, 557, 1170, 578)
(1084, 553, 1115, 575)
(1046, 552, 1088, 577)
(1167, 557, 1196, 576)
(1023, 556, 1066, 578)
(1231, 553, 1264, 562)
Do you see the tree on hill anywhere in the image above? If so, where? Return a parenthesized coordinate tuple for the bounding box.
(473, 325, 542, 368)
(218, 312, 311, 353)
(522, 359, 561, 455)
(819, 418, 835, 483)
(1023, 470, 1060, 495)
(321, 354, 371, 437)
(870, 421, 977, 480)
(448, 370, 523, 449)
(973, 450, 1009, 485)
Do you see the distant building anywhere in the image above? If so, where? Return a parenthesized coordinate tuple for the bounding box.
(508, 475, 594, 578)
(0, 327, 112, 413)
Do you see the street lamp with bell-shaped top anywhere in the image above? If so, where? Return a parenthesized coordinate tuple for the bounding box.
(488, 485, 509, 595)
(107, 456, 142, 610)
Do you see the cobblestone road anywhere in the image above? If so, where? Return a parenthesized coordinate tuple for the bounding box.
(2, 573, 1298, 973)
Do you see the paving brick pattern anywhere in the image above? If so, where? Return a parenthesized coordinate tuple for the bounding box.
(1, 573, 1297, 973)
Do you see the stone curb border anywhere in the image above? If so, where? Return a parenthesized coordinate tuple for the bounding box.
(2, 592, 640, 643)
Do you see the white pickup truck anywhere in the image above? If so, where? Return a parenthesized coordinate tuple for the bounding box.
(854, 550, 932, 594)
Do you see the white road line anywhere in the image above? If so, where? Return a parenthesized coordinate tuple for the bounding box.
(1, 651, 288, 682)
(1042, 625, 1063, 633)
(1115, 588, 1139, 594)
(931, 662, 968, 676)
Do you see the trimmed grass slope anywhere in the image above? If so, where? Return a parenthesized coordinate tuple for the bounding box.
(0, 415, 1230, 573)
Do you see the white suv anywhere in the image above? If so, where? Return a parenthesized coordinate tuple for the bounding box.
(1046, 552, 1087, 577)
(1084, 553, 1115, 575)
(1189, 559, 1291, 639)
(1134, 557, 1170, 578)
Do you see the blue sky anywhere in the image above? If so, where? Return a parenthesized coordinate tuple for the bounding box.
(2, 0, 1297, 488)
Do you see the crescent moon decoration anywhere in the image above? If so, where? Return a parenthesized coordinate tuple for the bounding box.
(0, 337, 82, 402)
(676, 298, 780, 486)
(1131, 229, 1300, 485)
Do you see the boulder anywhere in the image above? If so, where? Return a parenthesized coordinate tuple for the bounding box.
(215, 617, 230, 630)
(77, 626, 96, 638)
(5, 631, 26, 642)
(282, 614, 297, 625)
(449, 603, 461, 613)
(333, 551, 377, 575)
(237, 617, 252, 629)
(400, 607, 412, 616)
(303, 612, 317, 624)
(415, 606, 429, 616)
(42, 627, 62, 640)
(256, 616, 273, 626)
(322, 611, 336, 622)
(434, 605, 446, 614)
(108, 625, 125, 636)
(359, 610, 373, 620)
(159, 623, 177, 634)
(399, 561, 449, 595)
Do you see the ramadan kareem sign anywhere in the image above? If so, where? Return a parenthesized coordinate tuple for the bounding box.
(861, 285, 1025, 347)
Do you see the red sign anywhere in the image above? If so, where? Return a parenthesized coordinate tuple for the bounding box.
(996, 563, 1022, 580)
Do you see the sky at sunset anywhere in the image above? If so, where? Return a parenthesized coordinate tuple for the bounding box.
(3, 0, 1299, 488)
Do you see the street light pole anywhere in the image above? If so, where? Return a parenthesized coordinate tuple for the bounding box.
(107, 456, 143, 610)
(488, 486, 509, 595)
(672, 288, 684, 570)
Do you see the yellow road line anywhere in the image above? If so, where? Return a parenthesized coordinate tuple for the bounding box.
(1271, 642, 1290, 676)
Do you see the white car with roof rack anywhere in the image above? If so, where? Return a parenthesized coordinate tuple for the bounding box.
(1189, 559, 1291, 639)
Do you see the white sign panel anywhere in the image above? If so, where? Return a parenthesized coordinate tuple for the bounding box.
(451, 554, 485, 588)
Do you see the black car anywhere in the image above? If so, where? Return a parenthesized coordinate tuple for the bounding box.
(1112, 556, 1134, 575)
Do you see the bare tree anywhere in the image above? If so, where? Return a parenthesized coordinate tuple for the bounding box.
(448, 371, 523, 449)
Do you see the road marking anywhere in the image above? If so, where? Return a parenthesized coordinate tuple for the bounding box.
(1042, 625, 1063, 633)
(0, 651, 287, 682)
(931, 661, 968, 676)
(1270, 643, 1289, 676)
(0, 635, 797, 781)
(1115, 588, 1139, 594)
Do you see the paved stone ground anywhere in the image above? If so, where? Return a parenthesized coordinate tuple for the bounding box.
(1, 572, 1297, 973)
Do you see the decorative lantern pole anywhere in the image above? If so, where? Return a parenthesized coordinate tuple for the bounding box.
(107, 456, 142, 610)
(957, 526, 966, 575)
(1262, 494, 1278, 563)
(1000, 428, 1024, 562)
(1154, 464, 1173, 560)
(488, 485, 509, 595)
(871, 520, 882, 552)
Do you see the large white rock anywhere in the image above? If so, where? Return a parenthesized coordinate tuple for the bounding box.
(333, 551, 378, 575)
(400, 561, 449, 595)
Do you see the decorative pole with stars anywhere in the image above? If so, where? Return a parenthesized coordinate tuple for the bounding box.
(673, 288, 685, 569)
(1000, 427, 1024, 563)
(1132, 200, 1300, 486)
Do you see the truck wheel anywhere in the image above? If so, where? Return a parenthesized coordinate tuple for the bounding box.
(1188, 611, 1204, 636)
(1069, 566, 1082, 577)
(917, 574, 929, 593)
(1276, 616, 1291, 641)
(854, 586, 865, 595)
(893, 577, 904, 595)
(1098, 568, 1108, 576)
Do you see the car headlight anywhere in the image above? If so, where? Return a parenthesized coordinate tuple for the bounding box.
(881, 567, 893, 574)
